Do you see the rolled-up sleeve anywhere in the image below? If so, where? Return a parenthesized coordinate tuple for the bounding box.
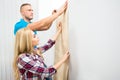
(40, 39, 55, 53)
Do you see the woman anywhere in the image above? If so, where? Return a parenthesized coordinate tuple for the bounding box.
(13, 22, 70, 80)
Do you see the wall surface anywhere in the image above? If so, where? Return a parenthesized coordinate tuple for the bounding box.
(0, 0, 39, 80)
(69, 0, 120, 80)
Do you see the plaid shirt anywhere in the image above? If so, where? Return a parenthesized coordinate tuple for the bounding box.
(17, 39, 56, 80)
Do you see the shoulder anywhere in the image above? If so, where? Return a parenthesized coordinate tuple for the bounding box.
(14, 19, 28, 35)
(18, 53, 32, 62)
(14, 19, 28, 27)
(19, 53, 29, 57)
(18, 53, 32, 58)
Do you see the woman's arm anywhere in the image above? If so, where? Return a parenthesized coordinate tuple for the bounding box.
(53, 51, 70, 69)
(51, 22, 62, 41)
(38, 22, 62, 53)
(27, 1, 68, 31)
(18, 54, 57, 78)
(39, 39, 55, 53)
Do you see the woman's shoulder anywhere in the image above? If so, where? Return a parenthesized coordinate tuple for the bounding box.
(18, 53, 32, 62)
(18, 53, 31, 58)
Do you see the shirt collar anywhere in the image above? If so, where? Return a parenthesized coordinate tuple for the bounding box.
(20, 18, 31, 23)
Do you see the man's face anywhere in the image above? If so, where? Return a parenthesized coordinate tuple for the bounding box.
(21, 5, 33, 21)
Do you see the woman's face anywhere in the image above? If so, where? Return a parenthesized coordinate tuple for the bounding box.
(31, 31, 39, 47)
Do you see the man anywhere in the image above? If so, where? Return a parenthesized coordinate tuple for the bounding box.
(14, 1, 68, 35)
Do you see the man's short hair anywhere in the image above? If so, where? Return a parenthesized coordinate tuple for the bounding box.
(20, 3, 31, 12)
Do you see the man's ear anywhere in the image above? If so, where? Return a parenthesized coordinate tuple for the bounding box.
(21, 11, 24, 16)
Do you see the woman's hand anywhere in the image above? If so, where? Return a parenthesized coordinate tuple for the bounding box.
(53, 51, 70, 69)
(57, 22, 62, 33)
(61, 51, 70, 62)
(58, 0, 68, 15)
(50, 22, 62, 41)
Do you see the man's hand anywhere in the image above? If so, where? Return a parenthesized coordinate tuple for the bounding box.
(52, 9, 57, 15)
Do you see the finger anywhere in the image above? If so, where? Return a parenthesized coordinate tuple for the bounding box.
(66, 50, 69, 53)
(65, 0, 68, 6)
(65, 51, 69, 54)
(59, 22, 62, 26)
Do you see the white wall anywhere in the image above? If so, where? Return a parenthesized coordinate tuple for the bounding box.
(0, 0, 39, 80)
(69, 0, 120, 80)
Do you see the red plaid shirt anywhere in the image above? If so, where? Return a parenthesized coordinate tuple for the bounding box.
(17, 39, 56, 80)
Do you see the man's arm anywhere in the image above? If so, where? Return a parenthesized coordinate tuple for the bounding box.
(37, 10, 57, 31)
(27, 1, 67, 31)
(38, 23, 52, 31)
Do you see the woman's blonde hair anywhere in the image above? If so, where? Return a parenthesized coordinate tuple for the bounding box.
(13, 27, 33, 80)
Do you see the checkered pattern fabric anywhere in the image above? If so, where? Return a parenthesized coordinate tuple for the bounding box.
(17, 39, 56, 80)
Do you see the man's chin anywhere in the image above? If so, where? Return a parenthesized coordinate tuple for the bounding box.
(30, 18, 33, 20)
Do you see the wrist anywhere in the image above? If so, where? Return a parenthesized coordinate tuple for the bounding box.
(57, 30, 61, 33)
(61, 58, 65, 63)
